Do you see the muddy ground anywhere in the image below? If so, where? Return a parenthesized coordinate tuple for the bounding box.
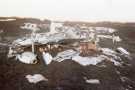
(0, 26, 135, 90)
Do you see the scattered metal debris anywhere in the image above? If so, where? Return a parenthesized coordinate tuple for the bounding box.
(117, 47, 130, 55)
(17, 52, 37, 64)
(6, 22, 131, 67)
(54, 49, 79, 62)
(42, 52, 53, 65)
(85, 79, 100, 84)
(25, 74, 48, 84)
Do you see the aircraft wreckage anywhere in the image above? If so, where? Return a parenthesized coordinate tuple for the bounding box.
(7, 22, 131, 65)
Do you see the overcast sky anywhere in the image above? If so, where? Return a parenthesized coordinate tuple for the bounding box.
(0, 0, 135, 22)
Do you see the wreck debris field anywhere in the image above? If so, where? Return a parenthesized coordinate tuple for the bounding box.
(0, 18, 135, 90)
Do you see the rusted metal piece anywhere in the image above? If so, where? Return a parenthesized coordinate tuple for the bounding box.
(79, 42, 97, 56)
